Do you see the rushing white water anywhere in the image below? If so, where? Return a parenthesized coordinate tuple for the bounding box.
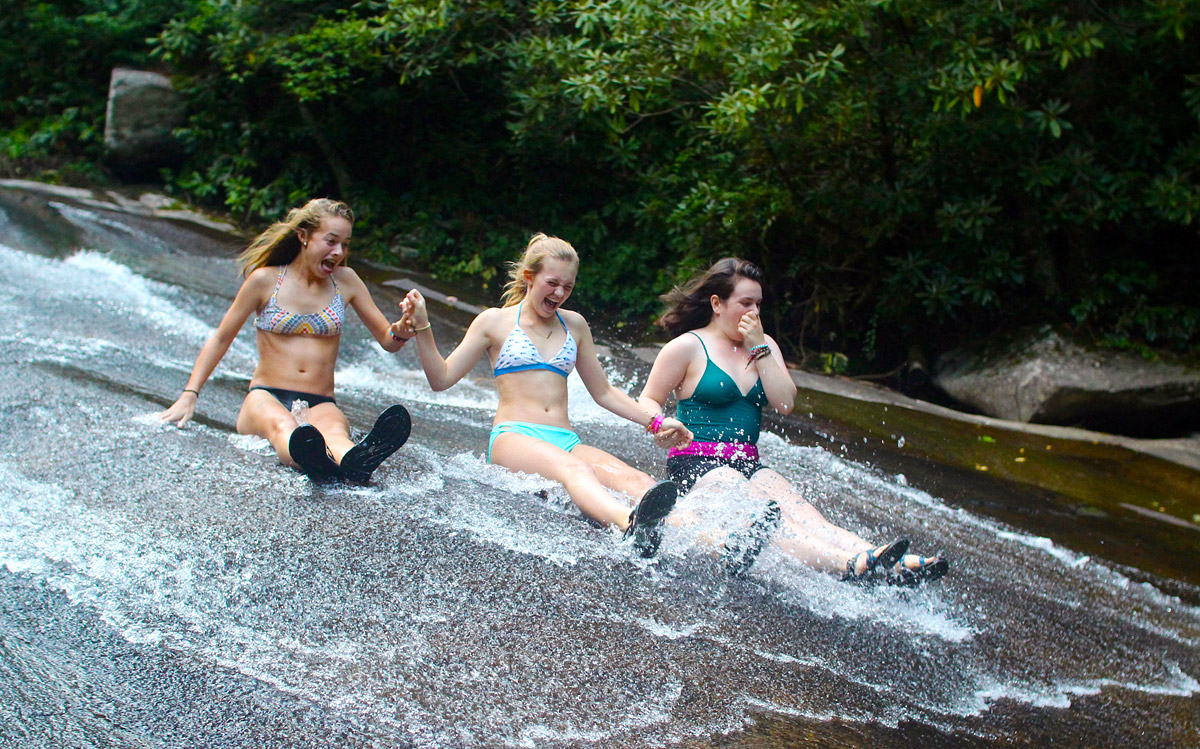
(0, 194, 1197, 747)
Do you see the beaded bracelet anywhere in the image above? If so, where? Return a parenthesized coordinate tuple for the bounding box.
(389, 328, 412, 343)
(646, 414, 664, 435)
(746, 344, 771, 366)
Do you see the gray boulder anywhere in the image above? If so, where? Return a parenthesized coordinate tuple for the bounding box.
(933, 328, 1200, 435)
(103, 69, 185, 176)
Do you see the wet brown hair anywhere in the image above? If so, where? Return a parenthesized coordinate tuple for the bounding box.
(657, 257, 764, 337)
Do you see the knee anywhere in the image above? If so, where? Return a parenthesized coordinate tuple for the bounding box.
(558, 457, 600, 487)
(750, 470, 797, 496)
(263, 414, 299, 442)
(695, 466, 747, 494)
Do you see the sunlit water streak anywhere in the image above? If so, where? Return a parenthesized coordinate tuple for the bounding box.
(0, 198, 1197, 746)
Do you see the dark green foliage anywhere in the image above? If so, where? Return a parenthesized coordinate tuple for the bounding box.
(0, 0, 178, 169)
(3, 0, 1199, 371)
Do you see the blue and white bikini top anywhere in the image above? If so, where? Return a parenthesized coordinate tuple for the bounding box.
(493, 305, 578, 378)
(255, 265, 344, 337)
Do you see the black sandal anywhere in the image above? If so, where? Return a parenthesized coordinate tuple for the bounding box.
(339, 405, 412, 484)
(288, 425, 340, 480)
(841, 537, 911, 583)
(623, 481, 678, 558)
(887, 554, 950, 587)
(721, 500, 782, 576)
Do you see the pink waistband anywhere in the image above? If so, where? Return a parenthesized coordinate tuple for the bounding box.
(669, 441, 760, 460)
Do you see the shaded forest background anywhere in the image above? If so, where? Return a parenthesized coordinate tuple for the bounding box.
(3, 0, 1199, 380)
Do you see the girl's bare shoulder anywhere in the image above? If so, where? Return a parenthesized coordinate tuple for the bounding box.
(661, 331, 703, 357)
(240, 266, 280, 296)
(332, 265, 362, 284)
(470, 306, 514, 335)
(475, 306, 511, 323)
(330, 265, 368, 299)
(557, 308, 591, 335)
(244, 265, 278, 283)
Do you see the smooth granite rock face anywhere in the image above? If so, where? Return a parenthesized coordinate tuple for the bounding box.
(103, 69, 184, 175)
(933, 328, 1200, 435)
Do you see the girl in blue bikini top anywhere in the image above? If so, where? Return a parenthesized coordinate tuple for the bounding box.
(401, 233, 692, 557)
(492, 304, 577, 377)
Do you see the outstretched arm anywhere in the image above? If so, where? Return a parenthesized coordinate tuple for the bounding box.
(635, 335, 698, 446)
(159, 270, 268, 427)
(570, 313, 692, 449)
(340, 267, 413, 352)
(401, 289, 492, 391)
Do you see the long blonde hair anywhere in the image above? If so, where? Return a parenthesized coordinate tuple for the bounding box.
(236, 198, 355, 277)
(500, 233, 579, 307)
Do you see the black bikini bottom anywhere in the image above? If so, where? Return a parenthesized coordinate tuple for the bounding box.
(249, 386, 336, 411)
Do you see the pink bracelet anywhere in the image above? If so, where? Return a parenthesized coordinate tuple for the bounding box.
(646, 414, 664, 435)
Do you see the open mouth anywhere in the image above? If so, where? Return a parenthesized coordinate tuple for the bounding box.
(320, 258, 338, 273)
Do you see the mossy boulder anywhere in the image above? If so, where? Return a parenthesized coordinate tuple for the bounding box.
(933, 328, 1200, 436)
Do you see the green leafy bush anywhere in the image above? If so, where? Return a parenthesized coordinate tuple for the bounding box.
(2, 0, 1198, 370)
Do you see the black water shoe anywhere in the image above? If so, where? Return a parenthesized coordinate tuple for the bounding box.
(841, 537, 911, 583)
(887, 554, 950, 587)
(339, 405, 412, 484)
(721, 499, 782, 576)
(623, 480, 678, 558)
(288, 425, 340, 480)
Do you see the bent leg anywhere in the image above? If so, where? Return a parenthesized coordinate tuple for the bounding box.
(236, 390, 301, 465)
(751, 469, 878, 574)
(491, 433, 635, 529)
(306, 402, 355, 462)
(567, 444, 656, 499)
(676, 466, 755, 540)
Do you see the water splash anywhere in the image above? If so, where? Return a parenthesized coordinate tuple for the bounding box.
(1, 210, 1198, 747)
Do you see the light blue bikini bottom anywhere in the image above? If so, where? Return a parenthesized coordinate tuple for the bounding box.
(488, 421, 582, 462)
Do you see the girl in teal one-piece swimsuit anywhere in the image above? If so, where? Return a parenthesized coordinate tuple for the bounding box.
(640, 258, 950, 586)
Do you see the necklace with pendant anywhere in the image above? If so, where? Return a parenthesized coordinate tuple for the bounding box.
(531, 322, 553, 339)
(524, 303, 554, 338)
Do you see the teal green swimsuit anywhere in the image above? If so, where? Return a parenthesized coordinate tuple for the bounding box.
(669, 332, 769, 492)
(675, 333, 767, 443)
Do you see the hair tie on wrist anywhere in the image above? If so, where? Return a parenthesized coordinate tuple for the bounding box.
(413, 322, 432, 332)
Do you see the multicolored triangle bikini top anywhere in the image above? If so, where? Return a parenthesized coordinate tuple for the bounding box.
(255, 265, 344, 337)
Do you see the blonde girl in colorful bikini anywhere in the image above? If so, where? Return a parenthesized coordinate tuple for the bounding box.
(400, 233, 692, 556)
(638, 258, 948, 585)
(159, 198, 412, 484)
